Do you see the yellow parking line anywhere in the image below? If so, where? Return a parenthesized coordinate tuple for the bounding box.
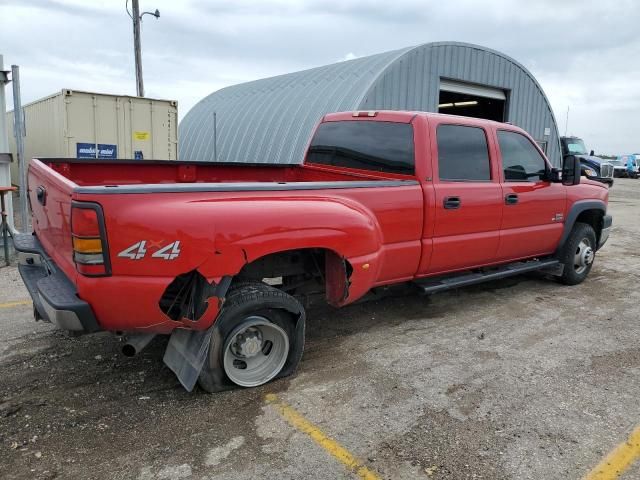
(583, 425, 640, 480)
(0, 300, 31, 309)
(265, 393, 380, 480)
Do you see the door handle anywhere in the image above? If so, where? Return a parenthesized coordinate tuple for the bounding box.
(505, 193, 519, 205)
(443, 196, 461, 209)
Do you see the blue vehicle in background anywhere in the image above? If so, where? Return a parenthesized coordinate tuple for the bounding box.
(560, 136, 614, 186)
(613, 154, 639, 178)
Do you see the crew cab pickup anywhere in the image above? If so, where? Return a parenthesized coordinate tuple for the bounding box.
(15, 111, 612, 392)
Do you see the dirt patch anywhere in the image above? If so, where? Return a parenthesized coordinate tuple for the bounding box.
(374, 408, 510, 479)
(590, 348, 640, 375)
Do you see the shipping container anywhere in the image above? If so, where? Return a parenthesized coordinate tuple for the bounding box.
(7, 89, 178, 184)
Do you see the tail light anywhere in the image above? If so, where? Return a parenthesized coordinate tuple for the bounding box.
(71, 202, 111, 276)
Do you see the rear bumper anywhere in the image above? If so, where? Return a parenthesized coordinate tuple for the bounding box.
(599, 215, 613, 249)
(13, 234, 100, 333)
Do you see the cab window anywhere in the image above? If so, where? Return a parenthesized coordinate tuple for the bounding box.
(307, 121, 415, 175)
(498, 130, 548, 182)
(436, 125, 491, 181)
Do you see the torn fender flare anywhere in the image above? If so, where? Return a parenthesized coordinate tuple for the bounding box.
(161, 275, 233, 392)
(158, 272, 232, 330)
(328, 251, 381, 307)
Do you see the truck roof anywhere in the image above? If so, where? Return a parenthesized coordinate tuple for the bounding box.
(323, 110, 521, 130)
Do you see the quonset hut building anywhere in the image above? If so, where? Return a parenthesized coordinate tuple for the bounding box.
(180, 42, 561, 166)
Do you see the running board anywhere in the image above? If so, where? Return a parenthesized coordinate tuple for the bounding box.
(413, 258, 561, 294)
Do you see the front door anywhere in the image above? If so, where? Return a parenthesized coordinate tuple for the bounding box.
(420, 121, 503, 275)
(495, 129, 566, 261)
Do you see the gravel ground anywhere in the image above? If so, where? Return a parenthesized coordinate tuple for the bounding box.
(1, 179, 639, 480)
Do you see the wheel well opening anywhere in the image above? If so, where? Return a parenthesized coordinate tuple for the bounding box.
(234, 248, 352, 305)
(576, 209, 604, 245)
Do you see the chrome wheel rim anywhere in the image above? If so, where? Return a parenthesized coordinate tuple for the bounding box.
(223, 316, 289, 387)
(574, 238, 594, 275)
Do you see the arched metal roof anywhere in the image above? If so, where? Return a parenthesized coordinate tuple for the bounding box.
(180, 42, 561, 165)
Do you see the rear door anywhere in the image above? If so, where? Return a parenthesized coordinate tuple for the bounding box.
(495, 129, 566, 261)
(421, 120, 503, 274)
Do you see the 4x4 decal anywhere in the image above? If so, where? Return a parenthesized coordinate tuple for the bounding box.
(118, 241, 181, 260)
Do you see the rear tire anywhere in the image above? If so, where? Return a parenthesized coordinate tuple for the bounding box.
(557, 222, 597, 286)
(198, 282, 305, 392)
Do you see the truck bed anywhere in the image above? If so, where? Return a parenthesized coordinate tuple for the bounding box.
(26, 157, 422, 334)
(40, 158, 408, 189)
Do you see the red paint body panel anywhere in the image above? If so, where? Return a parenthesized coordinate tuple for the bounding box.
(429, 182, 503, 273)
(27, 111, 609, 334)
(28, 161, 78, 283)
(497, 181, 566, 260)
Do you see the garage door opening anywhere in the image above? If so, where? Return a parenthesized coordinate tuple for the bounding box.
(438, 79, 506, 122)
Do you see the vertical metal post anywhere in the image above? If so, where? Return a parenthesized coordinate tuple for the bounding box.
(213, 111, 217, 161)
(0, 54, 16, 236)
(1, 192, 8, 266)
(132, 0, 144, 97)
(12, 65, 28, 231)
(564, 106, 569, 137)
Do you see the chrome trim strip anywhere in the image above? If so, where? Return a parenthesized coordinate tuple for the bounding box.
(74, 180, 420, 195)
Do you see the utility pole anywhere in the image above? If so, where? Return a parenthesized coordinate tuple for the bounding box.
(564, 105, 570, 137)
(132, 0, 144, 97)
(128, 0, 160, 97)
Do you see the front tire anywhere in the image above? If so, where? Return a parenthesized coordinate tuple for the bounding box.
(557, 222, 597, 285)
(198, 282, 305, 392)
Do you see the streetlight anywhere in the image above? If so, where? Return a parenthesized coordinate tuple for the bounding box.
(126, 0, 160, 97)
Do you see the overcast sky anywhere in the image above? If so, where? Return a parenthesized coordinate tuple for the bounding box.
(1, 0, 639, 154)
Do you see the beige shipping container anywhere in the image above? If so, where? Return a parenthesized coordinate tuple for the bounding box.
(7, 89, 178, 184)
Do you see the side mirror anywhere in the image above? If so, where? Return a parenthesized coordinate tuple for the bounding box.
(590, 150, 595, 156)
(562, 155, 581, 186)
(548, 167, 563, 183)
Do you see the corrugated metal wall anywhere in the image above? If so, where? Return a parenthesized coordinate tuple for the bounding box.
(180, 42, 561, 166)
(179, 47, 412, 164)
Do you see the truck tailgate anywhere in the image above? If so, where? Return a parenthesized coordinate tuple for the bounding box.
(28, 159, 78, 283)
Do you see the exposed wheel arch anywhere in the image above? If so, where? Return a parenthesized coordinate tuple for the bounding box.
(234, 247, 354, 306)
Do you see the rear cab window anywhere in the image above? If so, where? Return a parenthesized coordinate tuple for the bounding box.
(436, 124, 492, 181)
(306, 120, 415, 175)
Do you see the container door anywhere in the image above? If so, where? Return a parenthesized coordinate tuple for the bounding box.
(129, 98, 153, 160)
(66, 92, 119, 160)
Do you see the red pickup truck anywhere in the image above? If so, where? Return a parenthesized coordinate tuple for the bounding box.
(14, 111, 611, 392)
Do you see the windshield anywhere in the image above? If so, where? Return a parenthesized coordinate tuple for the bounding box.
(609, 159, 623, 166)
(566, 139, 588, 155)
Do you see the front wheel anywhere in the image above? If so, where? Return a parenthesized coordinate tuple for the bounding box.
(198, 282, 305, 392)
(557, 222, 597, 285)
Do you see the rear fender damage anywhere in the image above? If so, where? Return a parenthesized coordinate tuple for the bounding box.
(163, 283, 305, 392)
(158, 269, 232, 329)
(325, 250, 352, 306)
(160, 248, 351, 391)
(159, 270, 231, 391)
